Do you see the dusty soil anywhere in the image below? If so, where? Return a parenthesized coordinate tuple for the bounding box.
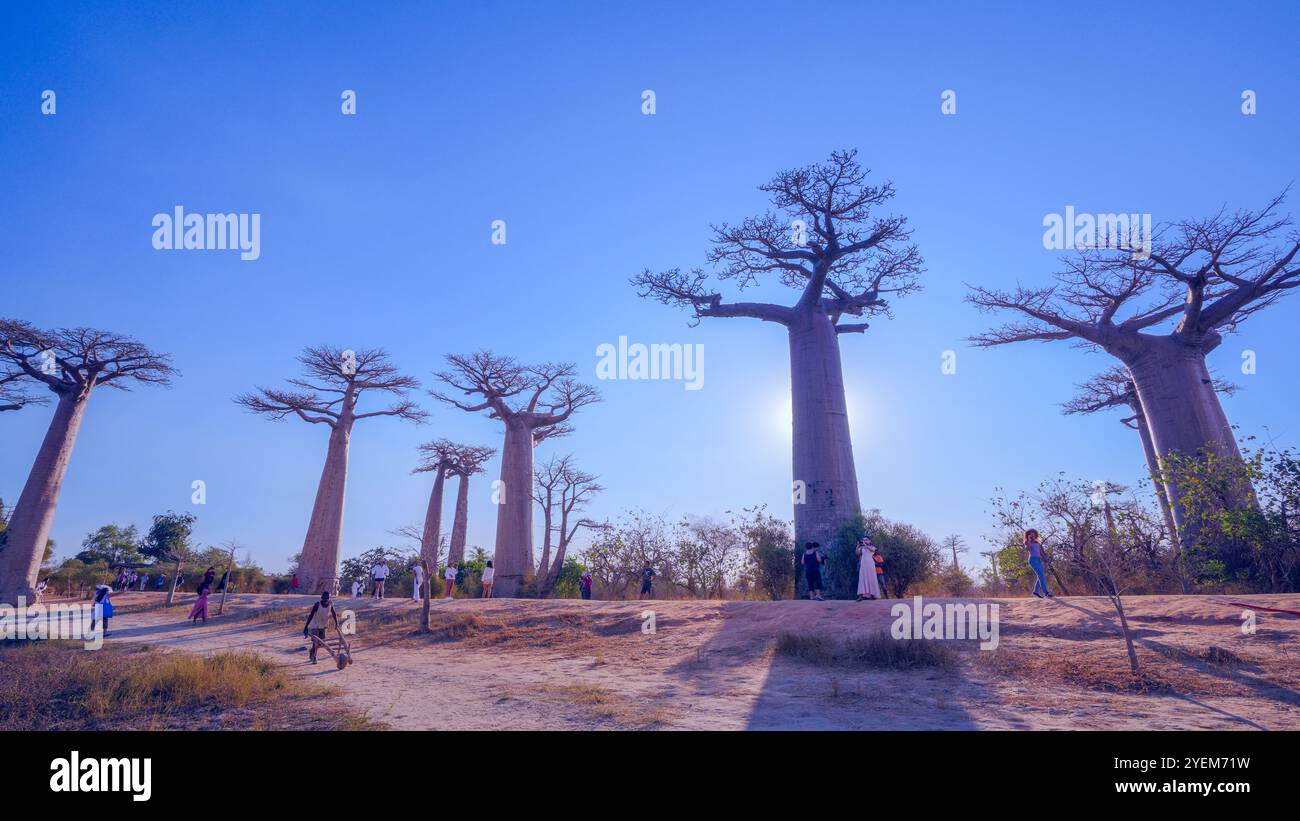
(86, 591, 1300, 730)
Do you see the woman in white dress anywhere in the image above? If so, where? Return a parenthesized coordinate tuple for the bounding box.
(856, 536, 882, 601)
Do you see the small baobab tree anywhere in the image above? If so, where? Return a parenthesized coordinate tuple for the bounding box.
(970, 192, 1299, 541)
(431, 352, 600, 597)
(236, 346, 425, 594)
(631, 149, 923, 596)
(533, 454, 605, 597)
(0, 321, 176, 604)
(446, 443, 496, 567)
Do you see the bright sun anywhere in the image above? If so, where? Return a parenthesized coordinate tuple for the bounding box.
(767, 394, 865, 439)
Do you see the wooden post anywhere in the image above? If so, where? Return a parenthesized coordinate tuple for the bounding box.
(165, 555, 182, 606)
(218, 545, 237, 615)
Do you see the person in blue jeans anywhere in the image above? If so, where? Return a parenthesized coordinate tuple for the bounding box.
(1024, 528, 1053, 598)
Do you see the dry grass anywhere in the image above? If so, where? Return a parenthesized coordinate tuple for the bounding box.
(774, 631, 958, 670)
(0, 641, 386, 730)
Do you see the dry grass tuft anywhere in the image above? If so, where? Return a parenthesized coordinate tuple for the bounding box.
(0, 641, 385, 730)
(775, 631, 957, 670)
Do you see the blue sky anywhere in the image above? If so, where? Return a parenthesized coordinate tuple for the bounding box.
(2, 1, 1297, 573)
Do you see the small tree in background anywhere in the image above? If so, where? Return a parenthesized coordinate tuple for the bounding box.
(735, 506, 794, 601)
(139, 512, 197, 605)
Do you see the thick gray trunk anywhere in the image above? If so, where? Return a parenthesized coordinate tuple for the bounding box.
(298, 421, 352, 594)
(492, 419, 535, 597)
(1124, 339, 1248, 540)
(447, 473, 469, 566)
(788, 310, 861, 599)
(420, 468, 447, 578)
(0, 393, 86, 605)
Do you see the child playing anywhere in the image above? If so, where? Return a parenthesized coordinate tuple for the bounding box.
(90, 584, 115, 636)
(302, 592, 341, 665)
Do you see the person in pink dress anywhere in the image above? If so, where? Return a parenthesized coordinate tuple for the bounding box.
(188, 581, 212, 625)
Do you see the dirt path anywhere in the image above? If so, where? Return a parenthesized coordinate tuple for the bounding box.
(96, 591, 1300, 730)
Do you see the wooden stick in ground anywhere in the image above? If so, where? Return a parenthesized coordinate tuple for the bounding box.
(218, 545, 237, 615)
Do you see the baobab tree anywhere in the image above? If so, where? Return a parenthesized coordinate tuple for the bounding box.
(412, 439, 495, 580)
(446, 443, 496, 566)
(971, 192, 1299, 539)
(632, 150, 923, 596)
(431, 352, 600, 597)
(1063, 367, 1237, 558)
(236, 346, 425, 594)
(0, 321, 175, 604)
(533, 453, 604, 597)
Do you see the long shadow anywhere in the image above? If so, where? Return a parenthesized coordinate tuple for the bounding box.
(1046, 596, 1300, 715)
(661, 599, 985, 730)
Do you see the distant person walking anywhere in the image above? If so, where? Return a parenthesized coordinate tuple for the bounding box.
(481, 561, 495, 598)
(139, 573, 149, 591)
(443, 564, 458, 599)
(290, 573, 299, 593)
(302, 592, 341, 665)
(189, 581, 212, 624)
(856, 536, 882, 601)
(639, 561, 656, 600)
(90, 584, 115, 636)
(155, 574, 167, 590)
(371, 559, 389, 599)
(801, 542, 825, 601)
(579, 570, 593, 600)
(411, 562, 425, 601)
(1025, 528, 1053, 598)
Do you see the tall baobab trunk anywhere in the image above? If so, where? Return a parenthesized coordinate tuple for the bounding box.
(493, 418, 536, 597)
(0, 393, 86, 604)
(448, 472, 470, 566)
(788, 310, 861, 599)
(1123, 337, 1246, 541)
(1127, 397, 1182, 558)
(298, 420, 352, 594)
(420, 467, 447, 579)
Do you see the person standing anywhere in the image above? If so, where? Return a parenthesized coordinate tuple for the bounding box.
(371, 559, 389, 599)
(289, 573, 299, 593)
(873, 548, 887, 598)
(856, 536, 882, 601)
(139, 573, 149, 591)
(351, 578, 363, 598)
(443, 564, 458, 599)
(638, 561, 656, 600)
(302, 592, 341, 665)
(481, 561, 495, 598)
(188, 581, 211, 625)
(90, 584, 115, 636)
(411, 562, 424, 601)
(1025, 528, 1053, 598)
(579, 570, 593, 600)
(801, 542, 825, 601)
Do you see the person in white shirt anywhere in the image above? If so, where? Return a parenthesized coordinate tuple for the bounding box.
(443, 564, 458, 599)
(481, 560, 495, 599)
(351, 578, 363, 598)
(412, 562, 425, 601)
(371, 559, 389, 599)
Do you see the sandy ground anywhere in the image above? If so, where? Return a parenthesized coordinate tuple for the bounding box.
(62, 591, 1300, 730)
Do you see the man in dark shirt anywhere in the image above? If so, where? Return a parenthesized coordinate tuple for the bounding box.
(639, 561, 656, 600)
